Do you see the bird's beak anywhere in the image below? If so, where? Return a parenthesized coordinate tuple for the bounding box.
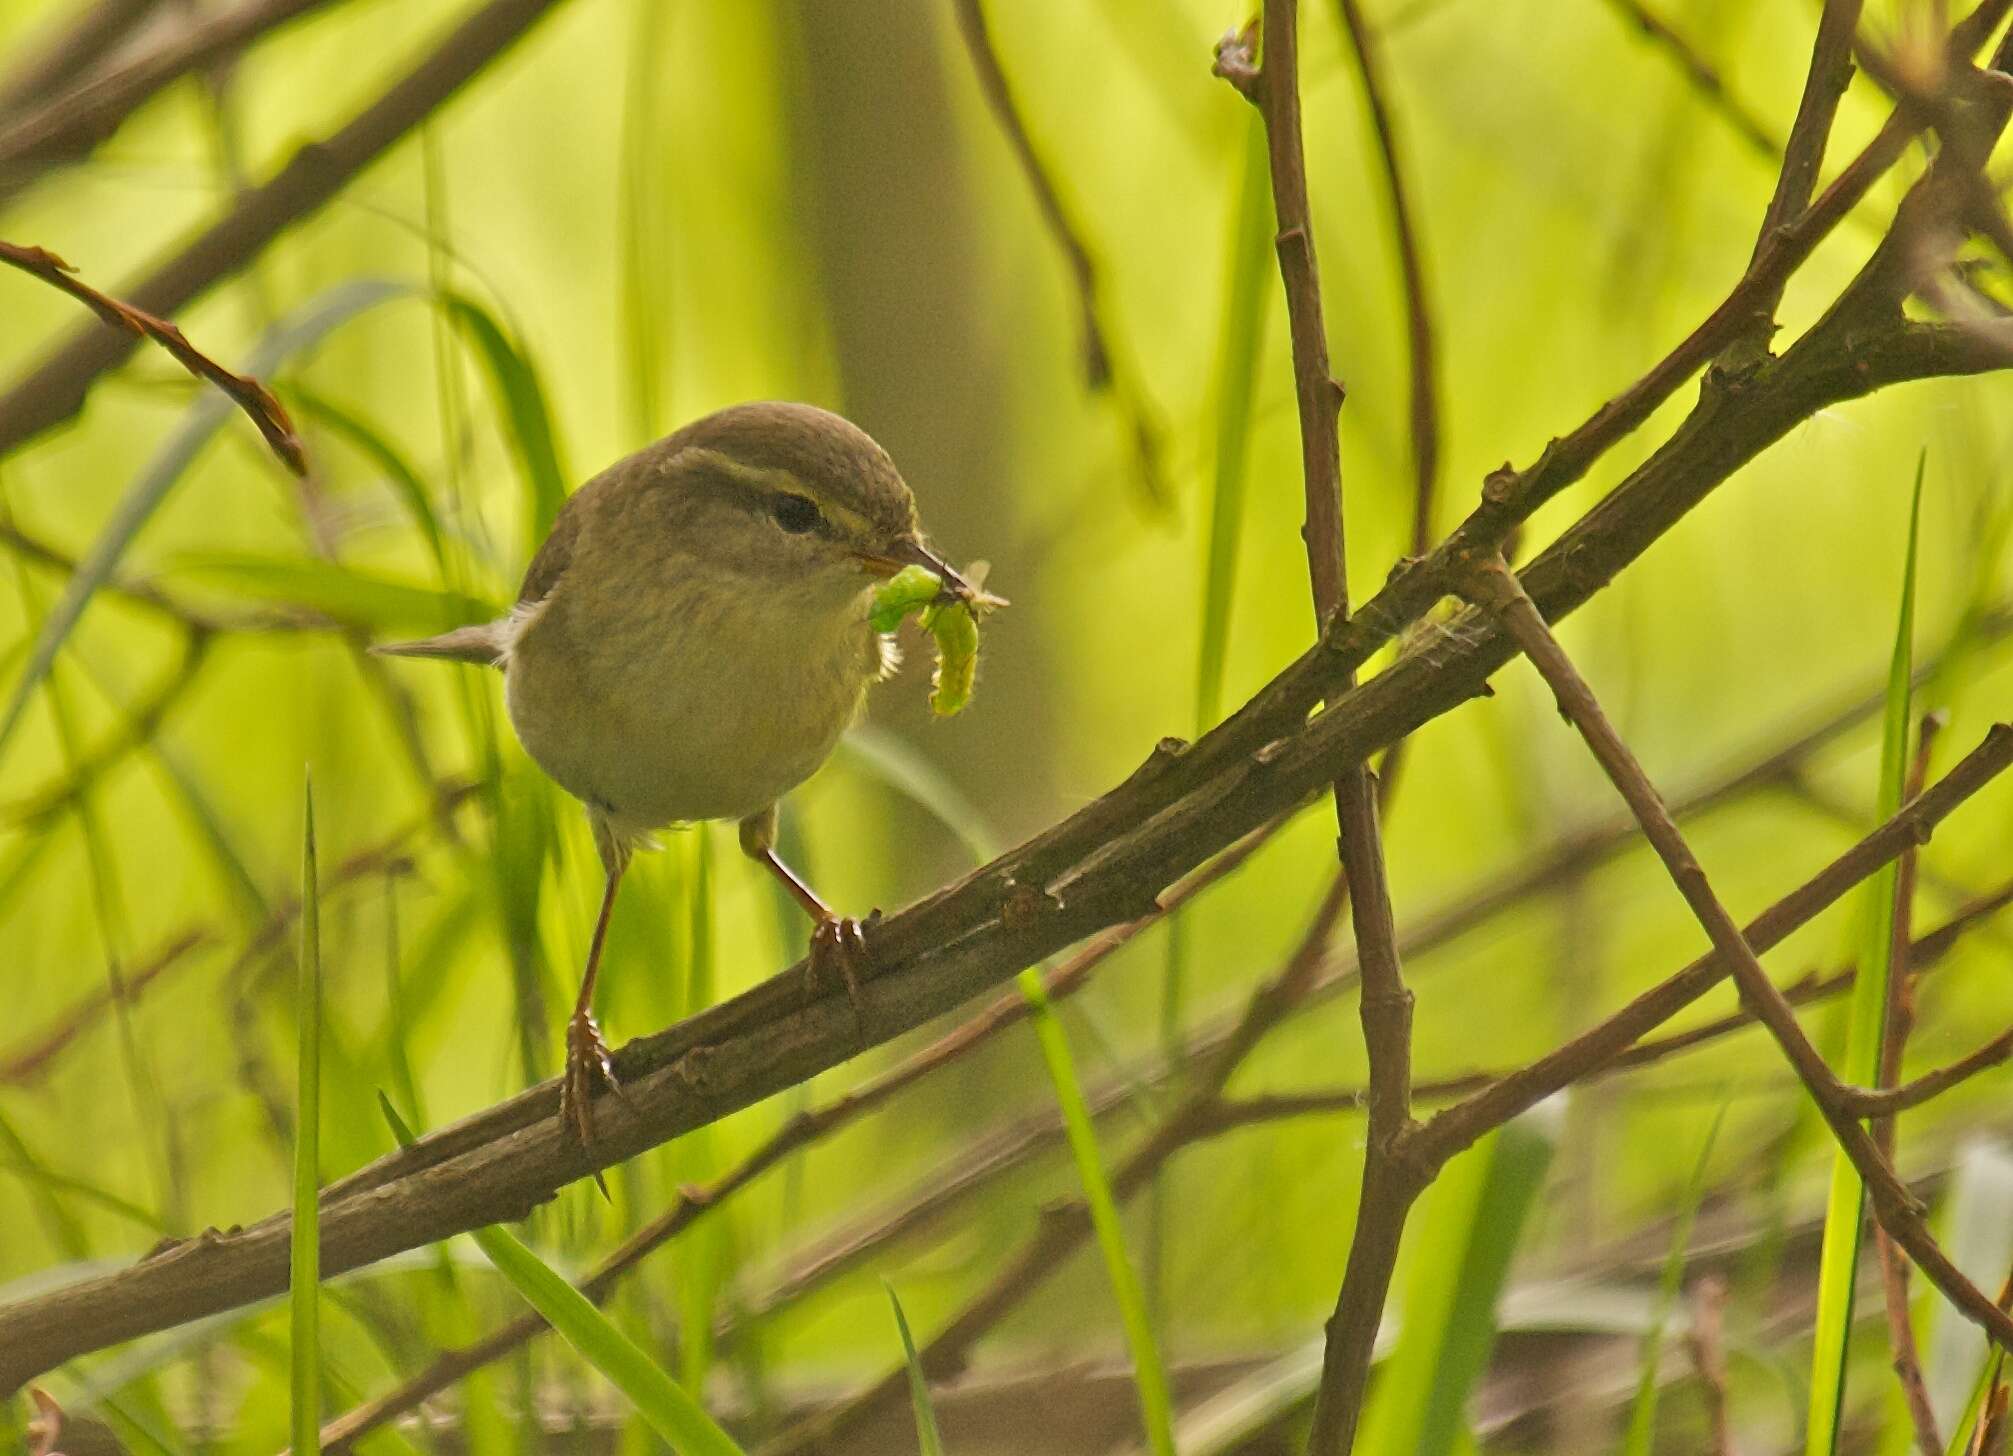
(856, 535, 977, 601)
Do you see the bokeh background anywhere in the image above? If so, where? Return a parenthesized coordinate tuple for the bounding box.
(2, 0, 2012, 1450)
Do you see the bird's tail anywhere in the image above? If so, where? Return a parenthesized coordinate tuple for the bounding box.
(369, 621, 508, 668)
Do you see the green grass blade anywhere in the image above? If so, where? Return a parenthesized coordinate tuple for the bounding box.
(839, 726, 1000, 864)
(0, 277, 412, 769)
(1621, 1100, 1728, 1456)
(378, 1099, 744, 1453)
(167, 552, 498, 633)
(886, 1281, 948, 1456)
(286, 386, 450, 577)
(471, 1223, 746, 1456)
(439, 290, 569, 553)
(1361, 1098, 1564, 1456)
(291, 776, 323, 1453)
(1018, 969, 1176, 1456)
(1941, 1349, 2006, 1456)
(1807, 455, 1926, 1455)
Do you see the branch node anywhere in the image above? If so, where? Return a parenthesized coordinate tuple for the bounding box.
(1211, 24, 1262, 103)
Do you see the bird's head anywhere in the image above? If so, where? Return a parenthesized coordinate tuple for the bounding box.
(633, 401, 972, 614)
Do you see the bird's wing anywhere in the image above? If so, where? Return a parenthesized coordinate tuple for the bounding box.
(517, 483, 587, 607)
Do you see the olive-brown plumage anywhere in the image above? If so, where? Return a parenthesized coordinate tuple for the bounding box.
(378, 401, 974, 1146)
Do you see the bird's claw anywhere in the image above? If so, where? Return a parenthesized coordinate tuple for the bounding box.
(806, 914, 873, 1030)
(560, 1010, 625, 1150)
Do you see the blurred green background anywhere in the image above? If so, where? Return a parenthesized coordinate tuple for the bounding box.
(2, 0, 2012, 1450)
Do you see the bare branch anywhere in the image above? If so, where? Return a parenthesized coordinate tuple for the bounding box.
(1335, 0, 1440, 556)
(1458, 552, 2013, 1352)
(1599, 0, 1781, 162)
(0, 240, 305, 472)
(0, 0, 348, 195)
(0, 0, 570, 462)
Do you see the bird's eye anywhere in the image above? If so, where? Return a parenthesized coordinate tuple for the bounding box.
(771, 492, 823, 535)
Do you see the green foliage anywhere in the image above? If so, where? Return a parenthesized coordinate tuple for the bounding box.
(380, 1100, 745, 1455)
(438, 290, 570, 554)
(886, 1281, 948, 1456)
(1019, 969, 1176, 1456)
(0, 278, 408, 767)
(4, 7, 2013, 1453)
(1808, 457, 1926, 1456)
(1621, 1100, 1727, 1456)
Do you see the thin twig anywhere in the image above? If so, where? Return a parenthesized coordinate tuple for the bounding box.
(1753, 0, 1866, 259)
(0, 0, 347, 192)
(1458, 552, 2013, 1352)
(947, 0, 1108, 388)
(1599, 0, 1780, 162)
(0, 0, 570, 461)
(0, 240, 304, 472)
(944, 0, 1168, 507)
(1335, 0, 1439, 557)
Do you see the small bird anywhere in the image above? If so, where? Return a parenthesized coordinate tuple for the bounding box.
(377, 401, 977, 1144)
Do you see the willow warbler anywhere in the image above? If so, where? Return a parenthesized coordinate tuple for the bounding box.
(377, 401, 978, 1143)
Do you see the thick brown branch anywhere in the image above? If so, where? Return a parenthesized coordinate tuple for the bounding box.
(316, 823, 1278, 1448)
(0, 0, 568, 462)
(4, 48, 2013, 1382)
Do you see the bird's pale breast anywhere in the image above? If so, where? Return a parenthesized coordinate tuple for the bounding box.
(503, 566, 877, 841)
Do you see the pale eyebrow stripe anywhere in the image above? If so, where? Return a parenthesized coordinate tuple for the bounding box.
(675, 446, 876, 539)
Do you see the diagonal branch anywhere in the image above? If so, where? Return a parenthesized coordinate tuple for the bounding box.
(4, 10, 2013, 1392)
(1457, 552, 2013, 1352)
(0, 241, 305, 473)
(1599, 0, 1781, 162)
(316, 821, 1279, 1449)
(0, 0, 351, 197)
(0, 0, 569, 463)
(1335, 0, 1440, 557)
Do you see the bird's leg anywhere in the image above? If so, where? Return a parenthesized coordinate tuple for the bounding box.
(560, 859, 627, 1147)
(739, 806, 872, 1024)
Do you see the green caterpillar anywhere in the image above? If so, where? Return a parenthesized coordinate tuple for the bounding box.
(870, 564, 984, 716)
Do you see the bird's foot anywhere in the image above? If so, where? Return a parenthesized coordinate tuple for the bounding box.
(560, 1009, 624, 1149)
(806, 913, 877, 1032)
